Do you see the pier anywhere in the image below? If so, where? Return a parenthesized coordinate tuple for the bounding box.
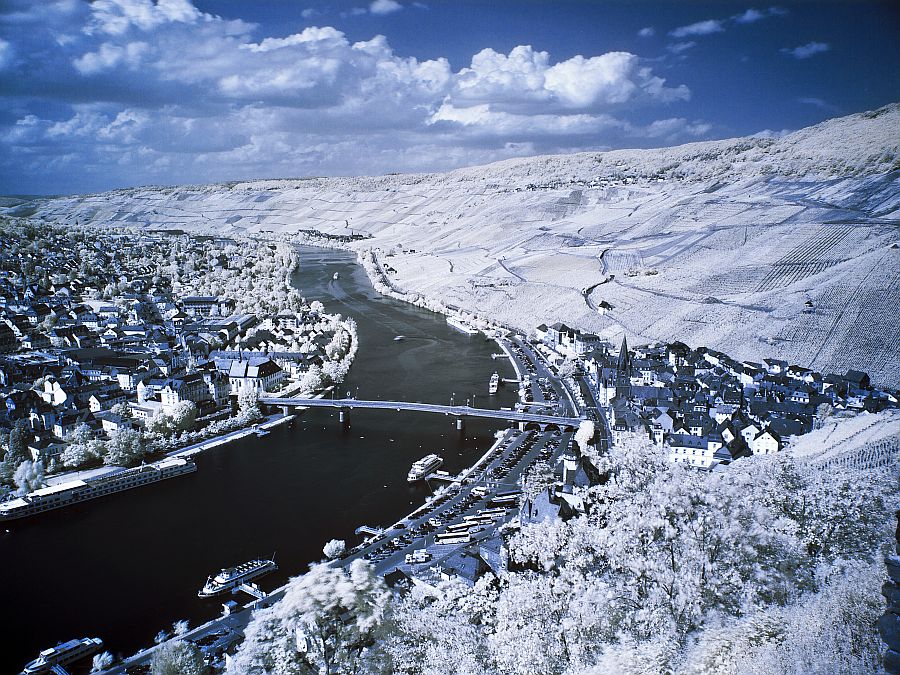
(425, 472, 458, 484)
(235, 583, 267, 601)
(355, 525, 384, 538)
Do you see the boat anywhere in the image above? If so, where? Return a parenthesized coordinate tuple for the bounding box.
(21, 637, 104, 674)
(488, 372, 500, 394)
(407, 454, 444, 482)
(333, 272, 339, 280)
(0, 457, 197, 521)
(446, 316, 479, 335)
(393, 335, 406, 342)
(198, 558, 278, 598)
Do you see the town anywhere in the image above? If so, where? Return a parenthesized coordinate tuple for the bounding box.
(535, 321, 897, 469)
(0, 221, 357, 507)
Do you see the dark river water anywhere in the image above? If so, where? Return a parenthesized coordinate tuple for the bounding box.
(0, 245, 519, 672)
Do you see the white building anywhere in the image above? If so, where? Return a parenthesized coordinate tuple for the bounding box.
(227, 357, 284, 395)
(751, 428, 781, 455)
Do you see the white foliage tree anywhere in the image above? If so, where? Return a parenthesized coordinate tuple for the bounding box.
(103, 428, 147, 467)
(386, 577, 496, 675)
(150, 639, 208, 675)
(228, 559, 391, 675)
(238, 388, 262, 421)
(299, 364, 325, 395)
(574, 420, 595, 453)
(322, 539, 346, 560)
(90, 651, 115, 672)
(14, 459, 45, 496)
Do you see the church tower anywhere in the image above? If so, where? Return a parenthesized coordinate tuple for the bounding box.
(615, 334, 632, 400)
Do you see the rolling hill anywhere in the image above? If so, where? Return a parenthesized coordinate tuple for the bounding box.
(9, 104, 899, 386)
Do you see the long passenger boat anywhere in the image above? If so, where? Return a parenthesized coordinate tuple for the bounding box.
(446, 316, 479, 335)
(198, 558, 278, 597)
(407, 454, 443, 482)
(0, 457, 197, 521)
(21, 637, 103, 674)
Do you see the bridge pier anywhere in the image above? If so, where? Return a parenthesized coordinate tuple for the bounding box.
(281, 405, 290, 417)
(339, 407, 349, 426)
(456, 417, 465, 431)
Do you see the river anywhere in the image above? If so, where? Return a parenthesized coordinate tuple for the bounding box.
(0, 245, 520, 673)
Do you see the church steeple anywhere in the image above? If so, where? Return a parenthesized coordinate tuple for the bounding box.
(614, 334, 632, 401)
(616, 335, 630, 375)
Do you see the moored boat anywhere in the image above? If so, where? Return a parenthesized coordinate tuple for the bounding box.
(21, 637, 103, 675)
(0, 457, 196, 521)
(198, 558, 278, 597)
(446, 316, 478, 335)
(489, 372, 500, 394)
(407, 454, 444, 482)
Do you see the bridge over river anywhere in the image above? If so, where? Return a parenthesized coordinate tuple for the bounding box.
(258, 397, 585, 431)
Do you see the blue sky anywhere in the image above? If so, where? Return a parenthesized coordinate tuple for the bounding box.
(0, 0, 897, 195)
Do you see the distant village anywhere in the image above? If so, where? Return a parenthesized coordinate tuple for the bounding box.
(535, 320, 898, 471)
(0, 222, 355, 493)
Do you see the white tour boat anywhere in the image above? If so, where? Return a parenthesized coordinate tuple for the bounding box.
(198, 558, 278, 597)
(489, 372, 500, 394)
(407, 454, 444, 482)
(0, 457, 196, 521)
(446, 316, 479, 335)
(22, 637, 104, 674)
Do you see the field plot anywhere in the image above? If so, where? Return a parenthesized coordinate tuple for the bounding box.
(814, 267, 900, 385)
(695, 266, 769, 297)
(715, 203, 804, 227)
(755, 226, 854, 291)
(508, 252, 602, 288)
(603, 249, 645, 274)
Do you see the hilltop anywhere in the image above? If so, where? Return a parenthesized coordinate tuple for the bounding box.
(8, 104, 900, 386)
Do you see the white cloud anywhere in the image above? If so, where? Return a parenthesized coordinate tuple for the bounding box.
(0, 0, 703, 191)
(781, 42, 830, 59)
(73, 41, 148, 74)
(638, 27, 655, 38)
(243, 26, 346, 53)
(734, 7, 787, 24)
(797, 97, 839, 112)
(545, 53, 641, 107)
(669, 19, 724, 38)
(734, 9, 764, 23)
(369, 0, 402, 15)
(453, 46, 688, 110)
(301, 8, 318, 19)
(84, 0, 201, 36)
(428, 102, 617, 136)
(667, 41, 696, 55)
(0, 38, 13, 70)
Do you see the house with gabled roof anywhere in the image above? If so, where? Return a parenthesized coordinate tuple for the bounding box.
(225, 357, 284, 395)
(751, 427, 781, 455)
(843, 369, 871, 391)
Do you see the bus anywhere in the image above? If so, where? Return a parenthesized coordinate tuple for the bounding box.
(489, 493, 520, 507)
(445, 521, 475, 533)
(435, 532, 471, 545)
